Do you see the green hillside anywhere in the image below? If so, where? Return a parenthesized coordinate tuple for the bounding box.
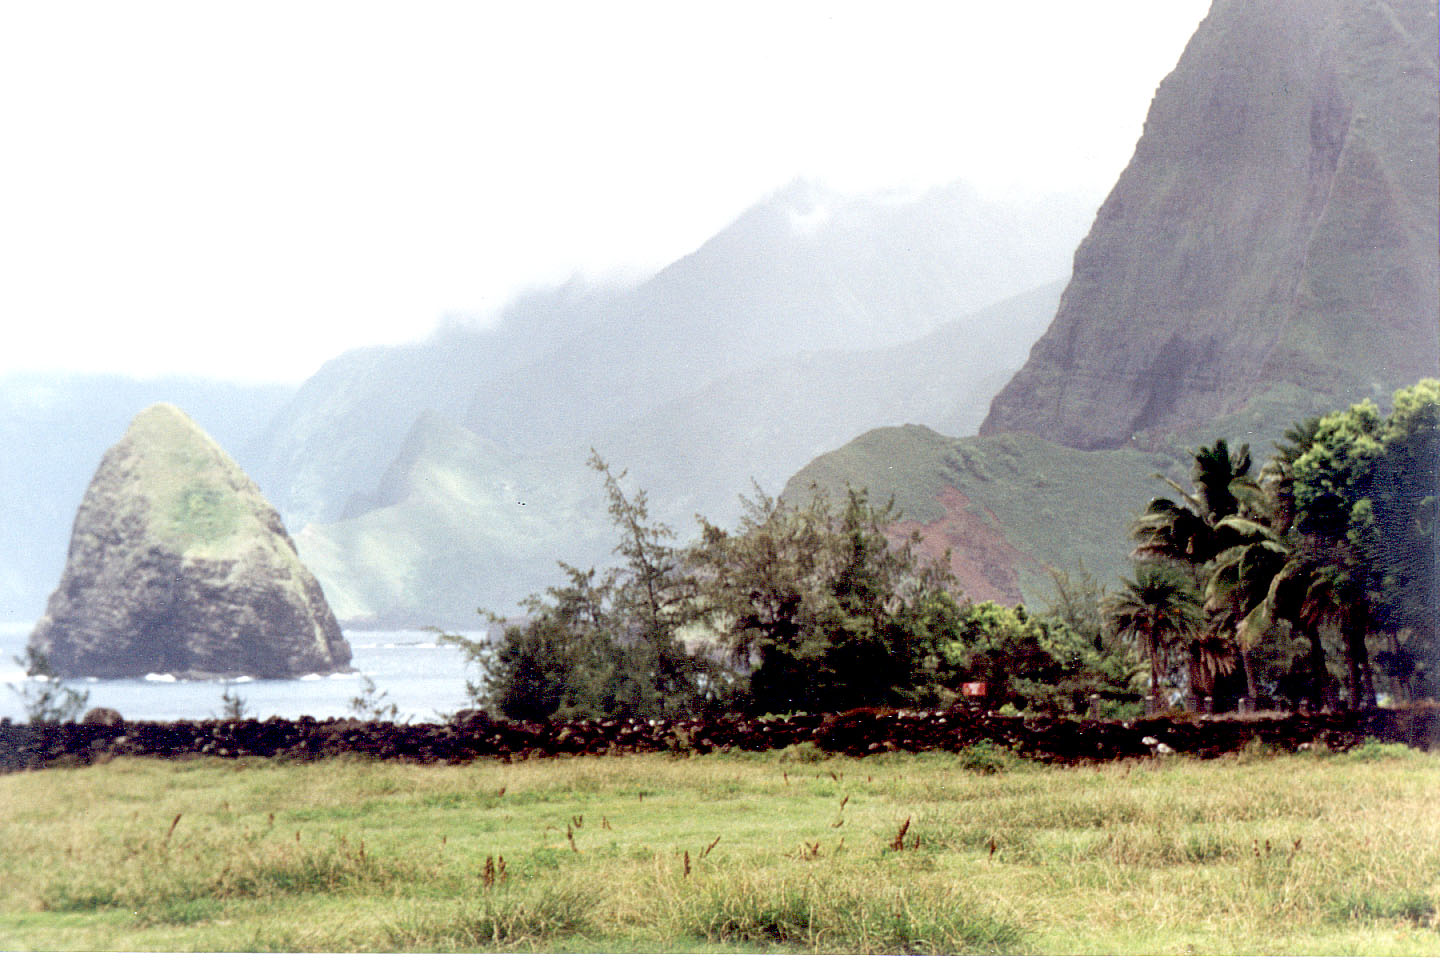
(295, 413, 611, 626)
(784, 426, 1180, 604)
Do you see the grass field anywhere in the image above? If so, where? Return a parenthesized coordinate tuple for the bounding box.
(1, 741, 1437, 953)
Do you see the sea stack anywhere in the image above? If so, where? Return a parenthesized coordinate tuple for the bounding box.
(30, 403, 351, 678)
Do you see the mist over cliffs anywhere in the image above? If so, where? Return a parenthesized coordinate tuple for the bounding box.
(249, 180, 1094, 532)
(981, 0, 1438, 449)
(8, 0, 1434, 629)
(790, 0, 1439, 604)
(5, 180, 1090, 625)
(243, 181, 1090, 624)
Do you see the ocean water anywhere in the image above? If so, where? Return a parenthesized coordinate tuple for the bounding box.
(0, 623, 485, 723)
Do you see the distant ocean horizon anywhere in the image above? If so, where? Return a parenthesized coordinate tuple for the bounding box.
(0, 623, 484, 723)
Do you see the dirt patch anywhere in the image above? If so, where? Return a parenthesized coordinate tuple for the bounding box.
(890, 486, 1031, 604)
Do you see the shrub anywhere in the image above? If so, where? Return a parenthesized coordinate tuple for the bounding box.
(775, 742, 828, 764)
(955, 739, 1028, 775)
(1340, 737, 1419, 762)
(8, 647, 88, 725)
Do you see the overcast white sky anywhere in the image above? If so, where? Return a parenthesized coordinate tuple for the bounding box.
(0, 1, 1210, 383)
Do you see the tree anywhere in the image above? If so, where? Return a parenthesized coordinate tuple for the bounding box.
(689, 485, 958, 714)
(1202, 475, 1293, 702)
(941, 601, 1141, 714)
(1364, 381, 1439, 700)
(1164, 381, 1439, 710)
(589, 453, 718, 718)
(689, 485, 830, 674)
(1040, 563, 1109, 652)
(1130, 440, 1256, 702)
(1103, 564, 1203, 707)
(9, 645, 89, 725)
(348, 673, 402, 723)
(1131, 439, 1253, 566)
(1286, 380, 1440, 705)
(218, 683, 248, 720)
(1251, 418, 1338, 707)
(454, 455, 724, 722)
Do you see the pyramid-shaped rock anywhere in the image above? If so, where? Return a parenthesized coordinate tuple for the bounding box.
(30, 403, 351, 678)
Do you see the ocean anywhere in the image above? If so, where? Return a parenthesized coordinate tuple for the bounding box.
(0, 623, 485, 723)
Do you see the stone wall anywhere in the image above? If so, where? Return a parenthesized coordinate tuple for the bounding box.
(2, 705, 1436, 774)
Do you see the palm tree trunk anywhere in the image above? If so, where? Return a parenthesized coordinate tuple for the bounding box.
(1188, 640, 1212, 700)
(1239, 644, 1260, 703)
(1303, 626, 1330, 709)
(1150, 640, 1163, 711)
(1342, 617, 1376, 708)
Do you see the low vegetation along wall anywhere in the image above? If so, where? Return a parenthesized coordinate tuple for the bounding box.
(2, 705, 1437, 773)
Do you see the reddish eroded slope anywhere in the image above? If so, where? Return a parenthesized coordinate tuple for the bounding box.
(891, 486, 1032, 605)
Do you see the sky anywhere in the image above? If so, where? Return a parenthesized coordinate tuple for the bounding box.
(0, 1, 1210, 384)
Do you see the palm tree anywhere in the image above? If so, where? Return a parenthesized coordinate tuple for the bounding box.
(1261, 417, 1376, 708)
(1213, 438, 1340, 709)
(1104, 564, 1204, 710)
(1204, 519, 1290, 702)
(1129, 440, 1255, 701)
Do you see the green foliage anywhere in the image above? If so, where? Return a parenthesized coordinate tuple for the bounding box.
(1115, 380, 1438, 709)
(8, 646, 89, 725)
(953, 738, 1030, 774)
(457, 381, 1435, 720)
(218, 684, 248, 721)
(1339, 737, 1421, 763)
(942, 601, 1140, 714)
(385, 884, 598, 949)
(348, 675, 402, 723)
(455, 455, 730, 722)
(673, 877, 1025, 953)
(1103, 564, 1204, 702)
(1041, 563, 1109, 651)
(774, 741, 829, 763)
(691, 485, 958, 714)
(1279, 380, 1439, 703)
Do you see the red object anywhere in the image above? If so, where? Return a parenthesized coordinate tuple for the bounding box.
(961, 682, 987, 698)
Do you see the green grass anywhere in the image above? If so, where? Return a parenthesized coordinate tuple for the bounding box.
(1, 747, 1437, 953)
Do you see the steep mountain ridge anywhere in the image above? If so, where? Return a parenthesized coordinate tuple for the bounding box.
(980, 0, 1438, 449)
(247, 279, 620, 528)
(790, 0, 1438, 607)
(293, 414, 610, 625)
(784, 427, 1181, 605)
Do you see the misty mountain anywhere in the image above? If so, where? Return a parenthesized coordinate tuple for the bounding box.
(252, 179, 1098, 531)
(594, 280, 1065, 524)
(293, 412, 613, 625)
(299, 280, 1066, 624)
(246, 279, 625, 528)
(787, 0, 1439, 605)
(0, 374, 293, 621)
(981, 0, 1439, 449)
